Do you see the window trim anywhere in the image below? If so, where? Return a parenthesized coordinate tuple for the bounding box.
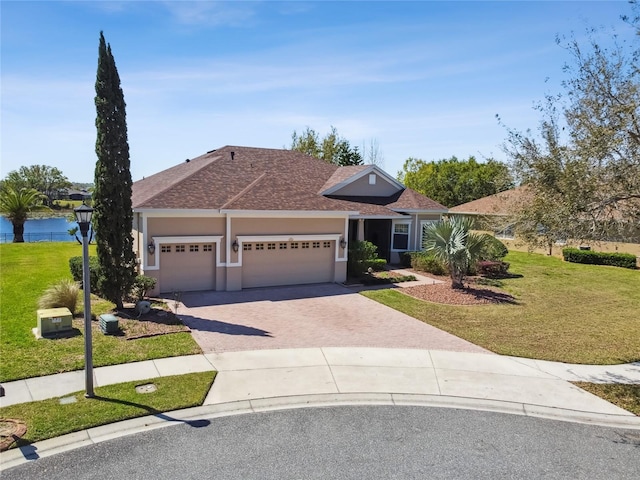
(391, 220, 411, 252)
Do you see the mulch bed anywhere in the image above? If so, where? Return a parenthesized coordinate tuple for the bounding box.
(73, 305, 189, 340)
(401, 279, 517, 306)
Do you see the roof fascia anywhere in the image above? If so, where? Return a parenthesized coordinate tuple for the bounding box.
(135, 209, 224, 217)
(220, 209, 358, 218)
(448, 211, 509, 217)
(349, 214, 409, 219)
(390, 208, 449, 214)
(321, 165, 404, 196)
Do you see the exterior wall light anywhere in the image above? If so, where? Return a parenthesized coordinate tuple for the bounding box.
(232, 240, 239, 252)
(147, 241, 156, 254)
(340, 238, 347, 249)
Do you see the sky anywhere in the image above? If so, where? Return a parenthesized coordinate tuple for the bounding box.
(1, 1, 636, 183)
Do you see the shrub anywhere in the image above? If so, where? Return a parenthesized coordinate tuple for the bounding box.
(399, 251, 416, 268)
(348, 241, 384, 277)
(364, 258, 387, 272)
(477, 260, 511, 277)
(562, 248, 637, 269)
(38, 279, 80, 314)
(131, 275, 157, 302)
(69, 256, 101, 293)
(361, 273, 416, 285)
(411, 251, 448, 276)
(479, 236, 509, 261)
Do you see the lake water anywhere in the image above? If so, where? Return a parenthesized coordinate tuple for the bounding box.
(0, 216, 79, 243)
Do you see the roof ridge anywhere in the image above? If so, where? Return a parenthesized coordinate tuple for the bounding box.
(220, 171, 268, 210)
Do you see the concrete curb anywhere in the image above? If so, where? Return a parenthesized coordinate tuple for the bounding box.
(2, 392, 640, 472)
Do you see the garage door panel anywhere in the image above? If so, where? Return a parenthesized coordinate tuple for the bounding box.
(159, 243, 216, 293)
(242, 241, 334, 289)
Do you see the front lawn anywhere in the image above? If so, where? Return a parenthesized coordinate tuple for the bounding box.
(0, 243, 201, 382)
(0, 372, 215, 448)
(573, 383, 640, 416)
(363, 251, 640, 364)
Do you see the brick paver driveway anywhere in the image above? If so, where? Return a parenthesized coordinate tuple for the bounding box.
(174, 283, 490, 354)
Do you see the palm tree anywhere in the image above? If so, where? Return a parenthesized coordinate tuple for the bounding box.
(423, 216, 489, 289)
(0, 187, 48, 242)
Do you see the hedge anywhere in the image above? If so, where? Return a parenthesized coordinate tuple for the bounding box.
(69, 255, 102, 292)
(562, 248, 637, 269)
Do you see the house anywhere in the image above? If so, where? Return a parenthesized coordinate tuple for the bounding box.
(132, 146, 446, 293)
(448, 186, 531, 239)
(449, 186, 640, 257)
(60, 189, 92, 201)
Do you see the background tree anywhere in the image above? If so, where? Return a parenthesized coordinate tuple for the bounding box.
(423, 216, 489, 289)
(501, 15, 640, 245)
(1, 165, 71, 206)
(290, 126, 363, 166)
(0, 187, 49, 242)
(93, 31, 136, 310)
(397, 156, 513, 207)
(361, 138, 385, 167)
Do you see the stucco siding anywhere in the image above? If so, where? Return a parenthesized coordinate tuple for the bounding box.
(147, 217, 225, 237)
(231, 217, 345, 236)
(332, 173, 400, 197)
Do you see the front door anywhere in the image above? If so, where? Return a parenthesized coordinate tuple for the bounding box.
(364, 219, 391, 262)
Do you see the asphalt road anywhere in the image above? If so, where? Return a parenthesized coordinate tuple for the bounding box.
(3, 406, 640, 479)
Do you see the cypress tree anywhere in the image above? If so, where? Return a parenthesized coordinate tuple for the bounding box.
(93, 31, 135, 309)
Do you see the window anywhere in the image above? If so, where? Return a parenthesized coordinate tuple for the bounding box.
(279, 243, 287, 250)
(176, 245, 185, 253)
(369, 173, 376, 185)
(255, 243, 264, 250)
(161, 245, 171, 253)
(203, 244, 213, 252)
(323, 241, 331, 248)
(302, 242, 310, 249)
(495, 225, 515, 240)
(312, 242, 320, 248)
(291, 242, 299, 249)
(267, 243, 276, 250)
(392, 223, 409, 250)
(189, 245, 199, 252)
(243, 243, 252, 251)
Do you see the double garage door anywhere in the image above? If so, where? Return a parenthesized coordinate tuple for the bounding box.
(241, 240, 335, 289)
(158, 239, 336, 292)
(159, 243, 215, 294)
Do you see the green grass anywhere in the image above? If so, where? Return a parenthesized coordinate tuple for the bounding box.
(0, 243, 202, 382)
(574, 383, 640, 416)
(0, 372, 215, 447)
(363, 251, 640, 364)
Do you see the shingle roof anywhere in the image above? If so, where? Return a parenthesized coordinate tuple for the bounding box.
(132, 146, 444, 215)
(318, 165, 369, 193)
(448, 186, 531, 215)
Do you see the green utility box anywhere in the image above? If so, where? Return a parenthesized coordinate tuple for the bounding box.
(37, 308, 73, 337)
(99, 314, 119, 334)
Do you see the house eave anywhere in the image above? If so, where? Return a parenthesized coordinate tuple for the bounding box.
(320, 165, 405, 196)
(219, 209, 358, 217)
(389, 208, 448, 214)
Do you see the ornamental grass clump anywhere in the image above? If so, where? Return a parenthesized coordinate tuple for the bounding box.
(38, 278, 80, 314)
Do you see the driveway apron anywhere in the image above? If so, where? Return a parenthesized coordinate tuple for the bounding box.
(174, 283, 490, 354)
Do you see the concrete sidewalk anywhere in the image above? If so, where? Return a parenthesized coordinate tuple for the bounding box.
(2, 348, 640, 471)
(2, 348, 639, 426)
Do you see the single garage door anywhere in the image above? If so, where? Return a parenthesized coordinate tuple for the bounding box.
(159, 243, 216, 293)
(241, 240, 335, 289)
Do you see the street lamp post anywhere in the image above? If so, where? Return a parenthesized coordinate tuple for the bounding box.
(74, 204, 94, 398)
